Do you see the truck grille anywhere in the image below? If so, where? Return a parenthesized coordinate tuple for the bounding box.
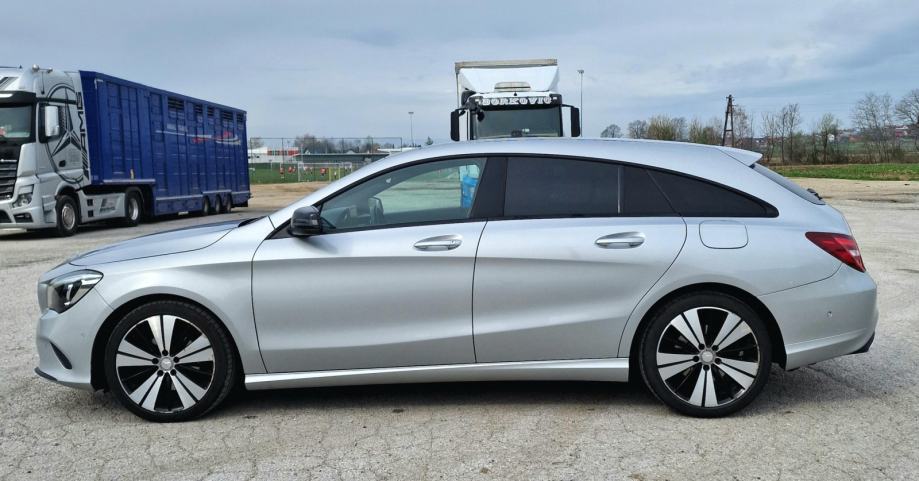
(0, 160, 17, 200)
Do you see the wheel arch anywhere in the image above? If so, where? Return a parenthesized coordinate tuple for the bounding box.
(89, 293, 244, 391)
(623, 282, 787, 370)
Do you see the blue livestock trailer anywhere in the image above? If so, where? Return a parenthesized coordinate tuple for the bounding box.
(0, 66, 250, 236)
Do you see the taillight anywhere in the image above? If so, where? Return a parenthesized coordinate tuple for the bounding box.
(806, 232, 866, 272)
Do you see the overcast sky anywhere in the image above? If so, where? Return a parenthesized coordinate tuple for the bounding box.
(8, 0, 919, 143)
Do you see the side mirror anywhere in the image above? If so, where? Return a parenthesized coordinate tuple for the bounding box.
(289, 206, 322, 237)
(450, 109, 462, 141)
(569, 106, 581, 138)
(42, 105, 61, 139)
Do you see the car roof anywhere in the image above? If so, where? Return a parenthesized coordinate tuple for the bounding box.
(267, 138, 765, 226)
(381, 137, 761, 171)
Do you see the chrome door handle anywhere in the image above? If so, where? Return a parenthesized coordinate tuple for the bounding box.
(596, 232, 645, 249)
(414, 235, 462, 251)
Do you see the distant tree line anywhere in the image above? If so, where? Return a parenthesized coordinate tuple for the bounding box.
(601, 88, 919, 164)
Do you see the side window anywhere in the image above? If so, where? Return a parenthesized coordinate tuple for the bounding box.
(648, 170, 770, 217)
(320, 158, 486, 230)
(505, 157, 619, 217)
(621, 166, 675, 216)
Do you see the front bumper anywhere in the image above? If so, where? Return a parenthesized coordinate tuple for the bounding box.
(759, 264, 878, 370)
(35, 288, 112, 391)
(0, 192, 51, 229)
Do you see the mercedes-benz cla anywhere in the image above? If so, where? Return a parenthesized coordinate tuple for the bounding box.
(36, 139, 877, 421)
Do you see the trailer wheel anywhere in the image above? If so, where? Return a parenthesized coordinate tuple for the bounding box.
(216, 195, 227, 214)
(55, 195, 80, 237)
(199, 197, 211, 217)
(224, 195, 233, 213)
(122, 190, 143, 227)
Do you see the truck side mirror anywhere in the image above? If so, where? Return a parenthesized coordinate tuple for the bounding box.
(569, 106, 581, 138)
(289, 206, 322, 237)
(42, 105, 61, 139)
(450, 109, 462, 141)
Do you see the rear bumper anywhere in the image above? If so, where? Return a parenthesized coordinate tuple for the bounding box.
(759, 264, 878, 370)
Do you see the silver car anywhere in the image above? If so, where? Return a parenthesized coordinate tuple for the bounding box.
(35, 139, 878, 421)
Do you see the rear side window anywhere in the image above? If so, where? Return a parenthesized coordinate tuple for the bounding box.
(505, 157, 619, 217)
(648, 170, 773, 217)
(621, 166, 675, 216)
(753, 163, 825, 205)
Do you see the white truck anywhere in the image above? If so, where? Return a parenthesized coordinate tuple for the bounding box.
(450, 59, 580, 141)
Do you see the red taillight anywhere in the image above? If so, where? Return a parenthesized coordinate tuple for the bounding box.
(806, 232, 866, 272)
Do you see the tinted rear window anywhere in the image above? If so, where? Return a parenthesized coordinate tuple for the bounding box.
(753, 163, 825, 205)
(621, 166, 675, 216)
(505, 157, 619, 217)
(649, 170, 772, 217)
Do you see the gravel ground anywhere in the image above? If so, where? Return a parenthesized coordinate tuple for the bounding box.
(1, 180, 917, 480)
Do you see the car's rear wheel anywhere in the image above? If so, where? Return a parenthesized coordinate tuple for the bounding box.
(103, 300, 236, 422)
(638, 292, 771, 417)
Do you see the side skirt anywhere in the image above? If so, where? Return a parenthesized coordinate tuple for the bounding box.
(245, 358, 630, 391)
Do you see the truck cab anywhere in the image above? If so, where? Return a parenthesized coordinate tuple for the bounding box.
(0, 66, 92, 235)
(450, 59, 580, 141)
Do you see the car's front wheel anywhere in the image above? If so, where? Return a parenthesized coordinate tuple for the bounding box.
(638, 292, 772, 417)
(103, 300, 236, 422)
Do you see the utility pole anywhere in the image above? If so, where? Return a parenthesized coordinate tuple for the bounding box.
(722, 94, 735, 147)
(577, 69, 585, 132)
(408, 111, 415, 148)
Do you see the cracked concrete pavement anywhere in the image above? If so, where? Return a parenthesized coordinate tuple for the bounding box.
(1, 180, 917, 480)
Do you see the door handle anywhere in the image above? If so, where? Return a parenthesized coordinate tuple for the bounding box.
(414, 235, 462, 251)
(595, 232, 645, 249)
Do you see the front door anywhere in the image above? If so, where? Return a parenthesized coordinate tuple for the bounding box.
(252, 157, 489, 373)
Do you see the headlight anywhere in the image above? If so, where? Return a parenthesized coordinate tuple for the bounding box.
(13, 184, 33, 208)
(43, 270, 103, 314)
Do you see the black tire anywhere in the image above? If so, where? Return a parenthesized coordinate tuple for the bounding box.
(54, 195, 79, 237)
(103, 300, 237, 422)
(122, 190, 143, 227)
(199, 197, 211, 217)
(216, 195, 227, 214)
(638, 291, 772, 417)
(224, 195, 233, 213)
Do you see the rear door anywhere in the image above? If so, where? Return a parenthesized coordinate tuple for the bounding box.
(472, 157, 687, 363)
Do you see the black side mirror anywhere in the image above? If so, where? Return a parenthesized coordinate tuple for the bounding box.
(569, 106, 581, 137)
(289, 206, 322, 237)
(450, 109, 463, 141)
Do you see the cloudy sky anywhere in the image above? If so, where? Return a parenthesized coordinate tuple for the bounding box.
(8, 0, 919, 143)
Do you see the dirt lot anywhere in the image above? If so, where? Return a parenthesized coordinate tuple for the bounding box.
(1, 179, 917, 480)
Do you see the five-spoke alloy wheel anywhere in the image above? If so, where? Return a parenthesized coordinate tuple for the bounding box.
(104, 301, 236, 422)
(639, 292, 771, 417)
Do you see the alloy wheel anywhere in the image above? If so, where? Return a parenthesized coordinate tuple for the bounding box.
(114, 315, 215, 413)
(655, 306, 760, 408)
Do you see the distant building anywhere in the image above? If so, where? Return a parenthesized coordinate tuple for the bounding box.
(248, 146, 298, 164)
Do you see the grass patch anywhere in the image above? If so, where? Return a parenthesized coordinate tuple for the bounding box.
(771, 163, 919, 181)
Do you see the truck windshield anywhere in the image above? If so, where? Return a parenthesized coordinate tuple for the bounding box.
(0, 105, 33, 140)
(474, 106, 562, 139)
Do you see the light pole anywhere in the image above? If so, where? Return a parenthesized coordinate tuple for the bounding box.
(577, 69, 584, 133)
(408, 111, 415, 148)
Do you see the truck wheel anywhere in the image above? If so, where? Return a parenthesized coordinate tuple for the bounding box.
(122, 190, 143, 227)
(224, 195, 233, 213)
(199, 197, 211, 217)
(216, 195, 227, 214)
(55, 195, 80, 237)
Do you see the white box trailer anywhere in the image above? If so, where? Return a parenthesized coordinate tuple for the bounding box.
(450, 59, 580, 141)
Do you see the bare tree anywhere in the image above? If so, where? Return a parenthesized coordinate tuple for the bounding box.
(895, 89, 919, 150)
(852, 92, 896, 162)
(688, 117, 722, 145)
(248, 137, 265, 149)
(647, 115, 684, 141)
(601, 124, 622, 138)
(815, 113, 841, 163)
(627, 120, 649, 139)
(760, 112, 780, 163)
(778, 103, 802, 162)
(732, 106, 753, 150)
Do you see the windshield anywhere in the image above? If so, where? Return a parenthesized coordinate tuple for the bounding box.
(0, 105, 33, 140)
(473, 106, 562, 139)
